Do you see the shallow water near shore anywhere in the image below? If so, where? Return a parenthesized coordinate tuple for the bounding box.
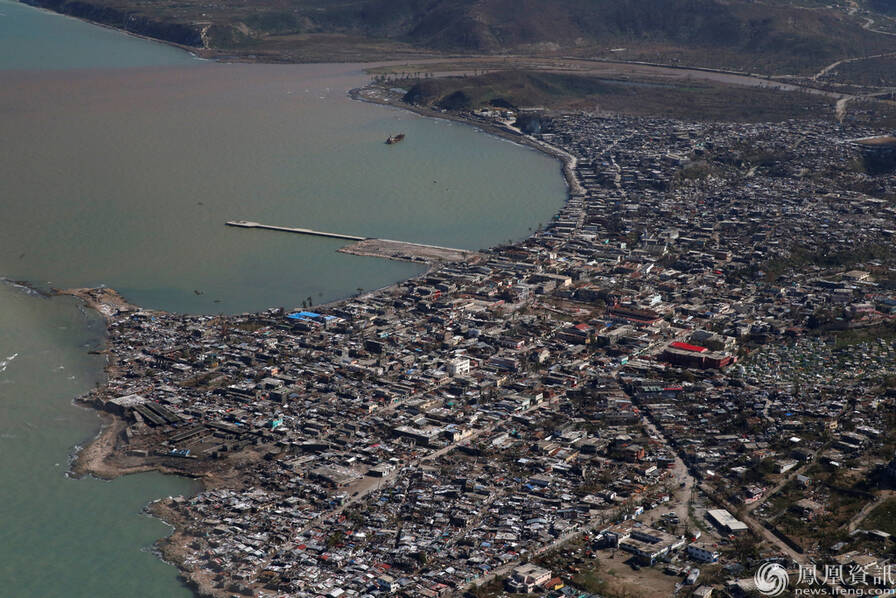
(0, 1, 566, 596)
(0, 282, 197, 598)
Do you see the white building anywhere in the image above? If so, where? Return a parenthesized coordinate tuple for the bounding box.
(506, 563, 552, 593)
(448, 357, 471, 376)
(706, 508, 748, 534)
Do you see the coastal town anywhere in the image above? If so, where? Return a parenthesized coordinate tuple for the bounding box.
(71, 108, 896, 598)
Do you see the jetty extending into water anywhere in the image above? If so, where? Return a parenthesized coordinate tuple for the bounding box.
(226, 221, 475, 264)
(226, 220, 366, 241)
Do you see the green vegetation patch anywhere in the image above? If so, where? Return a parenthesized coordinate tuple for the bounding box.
(864, 498, 896, 536)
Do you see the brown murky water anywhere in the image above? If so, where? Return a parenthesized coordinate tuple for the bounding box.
(0, 2, 566, 596)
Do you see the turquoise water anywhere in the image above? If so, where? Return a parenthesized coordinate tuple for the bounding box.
(0, 282, 197, 598)
(1, 3, 204, 596)
(0, 1, 567, 596)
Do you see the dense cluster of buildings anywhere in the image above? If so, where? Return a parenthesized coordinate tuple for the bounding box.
(83, 110, 896, 597)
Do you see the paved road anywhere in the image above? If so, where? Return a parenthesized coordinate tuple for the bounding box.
(640, 415, 696, 527)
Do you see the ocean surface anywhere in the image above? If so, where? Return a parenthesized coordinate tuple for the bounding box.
(0, 1, 566, 596)
(0, 0, 196, 70)
(0, 282, 198, 597)
(1, 61, 565, 315)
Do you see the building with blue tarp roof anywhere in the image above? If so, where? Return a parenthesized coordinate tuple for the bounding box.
(287, 310, 321, 319)
(286, 310, 339, 324)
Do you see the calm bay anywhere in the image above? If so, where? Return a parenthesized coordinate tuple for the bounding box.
(0, 0, 566, 595)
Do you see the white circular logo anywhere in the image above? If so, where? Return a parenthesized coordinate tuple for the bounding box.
(755, 562, 789, 596)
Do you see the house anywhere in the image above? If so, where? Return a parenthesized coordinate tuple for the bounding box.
(790, 498, 822, 520)
(661, 342, 735, 369)
(609, 304, 662, 325)
(620, 537, 671, 565)
(706, 509, 748, 534)
(742, 486, 764, 504)
(776, 459, 798, 474)
(557, 323, 593, 345)
(107, 393, 148, 416)
(687, 542, 721, 563)
(506, 563, 552, 593)
(601, 522, 633, 547)
(693, 585, 713, 598)
(618, 526, 685, 564)
(376, 574, 398, 593)
(448, 357, 471, 376)
(622, 444, 646, 462)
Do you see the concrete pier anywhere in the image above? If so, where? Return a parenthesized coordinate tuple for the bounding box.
(226, 221, 475, 264)
(339, 238, 475, 264)
(226, 220, 366, 242)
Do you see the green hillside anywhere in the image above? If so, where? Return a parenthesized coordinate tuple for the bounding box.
(22, 0, 896, 73)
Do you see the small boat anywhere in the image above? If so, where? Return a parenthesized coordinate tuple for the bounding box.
(385, 134, 405, 145)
